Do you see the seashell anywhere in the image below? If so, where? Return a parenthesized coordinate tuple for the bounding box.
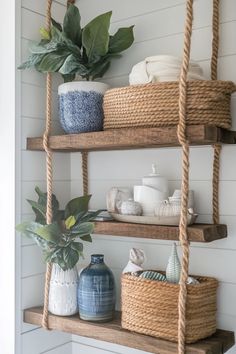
(140, 270, 166, 282)
(123, 248, 145, 273)
(106, 187, 132, 213)
(166, 243, 181, 283)
(187, 276, 200, 285)
(121, 199, 142, 216)
(123, 260, 143, 274)
(130, 248, 145, 266)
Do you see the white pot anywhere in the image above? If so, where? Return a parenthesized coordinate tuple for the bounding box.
(48, 264, 78, 316)
(58, 81, 110, 134)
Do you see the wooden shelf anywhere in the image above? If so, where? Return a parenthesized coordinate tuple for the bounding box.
(27, 125, 236, 152)
(24, 307, 235, 354)
(93, 221, 227, 242)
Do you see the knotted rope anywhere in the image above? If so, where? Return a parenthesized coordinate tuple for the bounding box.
(211, 0, 221, 224)
(177, 0, 193, 352)
(42, 0, 76, 330)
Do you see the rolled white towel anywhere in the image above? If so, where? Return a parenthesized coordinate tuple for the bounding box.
(129, 55, 205, 85)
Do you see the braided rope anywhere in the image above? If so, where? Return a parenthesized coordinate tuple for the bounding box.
(211, 0, 221, 225)
(42, 0, 53, 330)
(211, 0, 219, 80)
(82, 152, 89, 195)
(177, 0, 193, 352)
(42, 0, 78, 330)
(212, 144, 222, 224)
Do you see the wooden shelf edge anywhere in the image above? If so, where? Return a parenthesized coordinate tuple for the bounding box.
(93, 221, 227, 243)
(26, 125, 236, 152)
(24, 307, 235, 354)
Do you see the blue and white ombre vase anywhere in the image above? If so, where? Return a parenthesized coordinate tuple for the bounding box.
(58, 81, 109, 134)
(78, 254, 116, 322)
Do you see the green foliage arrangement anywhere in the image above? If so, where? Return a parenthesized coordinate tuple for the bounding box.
(16, 187, 101, 270)
(19, 4, 134, 82)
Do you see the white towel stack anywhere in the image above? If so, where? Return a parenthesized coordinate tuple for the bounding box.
(129, 55, 206, 85)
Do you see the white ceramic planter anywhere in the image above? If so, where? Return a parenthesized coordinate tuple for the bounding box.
(58, 81, 110, 134)
(48, 264, 78, 316)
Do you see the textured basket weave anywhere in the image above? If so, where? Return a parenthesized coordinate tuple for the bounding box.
(103, 80, 236, 130)
(121, 272, 218, 343)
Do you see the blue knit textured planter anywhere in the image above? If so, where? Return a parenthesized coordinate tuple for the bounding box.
(58, 82, 109, 134)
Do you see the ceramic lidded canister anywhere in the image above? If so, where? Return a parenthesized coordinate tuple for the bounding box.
(134, 163, 169, 215)
(142, 163, 169, 195)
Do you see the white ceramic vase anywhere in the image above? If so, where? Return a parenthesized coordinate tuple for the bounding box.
(48, 264, 78, 316)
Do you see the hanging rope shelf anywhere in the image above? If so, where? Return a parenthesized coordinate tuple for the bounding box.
(24, 0, 236, 353)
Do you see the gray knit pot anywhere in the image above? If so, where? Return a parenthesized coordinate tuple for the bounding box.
(58, 81, 109, 134)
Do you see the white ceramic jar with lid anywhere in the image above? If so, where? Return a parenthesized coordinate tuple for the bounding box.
(142, 163, 169, 197)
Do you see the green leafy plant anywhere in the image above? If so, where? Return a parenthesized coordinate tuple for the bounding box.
(16, 186, 101, 270)
(19, 4, 134, 82)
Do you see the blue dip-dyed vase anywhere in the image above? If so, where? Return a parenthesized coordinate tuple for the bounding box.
(78, 254, 116, 322)
(58, 82, 109, 134)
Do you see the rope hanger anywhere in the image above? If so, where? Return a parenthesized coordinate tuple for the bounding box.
(41, 1, 221, 353)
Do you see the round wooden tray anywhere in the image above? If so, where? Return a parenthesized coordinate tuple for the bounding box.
(110, 212, 198, 226)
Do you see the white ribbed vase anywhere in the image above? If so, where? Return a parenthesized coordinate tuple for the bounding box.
(48, 264, 78, 316)
(166, 243, 181, 283)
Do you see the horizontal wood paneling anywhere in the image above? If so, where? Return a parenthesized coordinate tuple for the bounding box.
(19, 2, 71, 354)
(21, 83, 58, 120)
(43, 342, 72, 354)
(21, 329, 70, 354)
(71, 145, 236, 181)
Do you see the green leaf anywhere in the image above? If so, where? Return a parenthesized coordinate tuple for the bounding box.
(34, 223, 61, 243)
(51, 18, 62, 32)
(40, 27, 50, 40)
(80, 234, 92, 242)
(109, 26, 134, 54)
(18, 53, 44, 70)
(65, 215, 76, 229)
(63, 247, 79, 269)
(16, 221, 50, 249)
(63, 4, 81, 45)
(89, 60, 110, 80)
(29, 40, 58, 54)
(65, 195, 91, 219)
(51, 25, 64, 41)
(71, 222, 94, 237)
(36, 51, 69, 73)
(71, 241, 83, 253)
(27, 199, 46, 224)
(82, 11, 112, 62)
(79, 210, 103, 223)
(28, 186, 61, 224)
(59, 54, 88, 76)
(62, 73, 76, 82)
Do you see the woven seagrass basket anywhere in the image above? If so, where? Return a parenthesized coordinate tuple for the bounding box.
(103, 81, 236, 130)
(121, 272, 218, 343)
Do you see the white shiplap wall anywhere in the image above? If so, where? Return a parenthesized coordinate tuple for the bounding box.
(19, 1, 71, 353)
(71, 0, 236, 353)
(19, 0, 236, 353)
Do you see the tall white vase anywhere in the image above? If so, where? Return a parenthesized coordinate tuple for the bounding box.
(166, 243, 181, 283)
(48, 264, 78, 316)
